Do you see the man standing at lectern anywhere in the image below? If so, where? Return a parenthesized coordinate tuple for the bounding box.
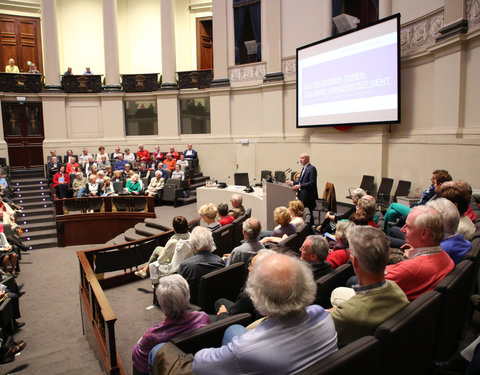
(289, 153, 318, 226)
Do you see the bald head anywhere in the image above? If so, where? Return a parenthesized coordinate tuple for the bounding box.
(299, 153, 310, 166)
(230, 194, 243, 208)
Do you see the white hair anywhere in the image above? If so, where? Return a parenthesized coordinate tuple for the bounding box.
(190, 226, 215, 252)
(156, 274, 190, 319)
(427, 198, 460, 236)
(246, 254, 316, 318)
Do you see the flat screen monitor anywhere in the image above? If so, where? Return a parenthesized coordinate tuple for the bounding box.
(234, 173, 250, 186)
(296, 14, 400, 128)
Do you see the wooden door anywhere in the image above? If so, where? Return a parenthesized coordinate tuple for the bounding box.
(0, 14, 43, 73)
(2, 102, 44, 169)
(196, 18, 213, 70)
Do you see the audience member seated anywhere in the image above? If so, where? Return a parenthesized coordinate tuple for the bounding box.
(5, 58, 19, 73)
(138, 163, 151, 181)
(88, 165, 98, 180)
(84, 66, 93, 74)
(228, 194, 245, 219)
(97, 155, 111, 171)
(126, 173, 142, 195)
(112, 170, 125, 184)
(147, 155, 158, 171)
(85, 174, 101, 197)
(96, 146, 108, 163)
(134, 216, 190, 279)
(225, 217, 264, 266)
(326, 220, 354, 269)
(112, 146, 122, 160)
(96, 170, 105, 184)
(169, 146, 179, 160)
(156, 163, 168, 180)
(112, 153, 127, 172)
(319, 188, 365, 234)
(437, 181, 476, 240)
(28, 63, 40, 74)
(287, 200, 304, 230)
(426, 198, 471, 264)
(0, 226, 17, 276)
(171, 164, 184, 180)
(72, 172, 87, 198)
(0, 174, 8, 196)
(384, 206, 454, 301)
(52, 165, 70, 199)
(65, 149, 74, 164)
(47, 156, 60, 181)
(329, 225, 409, 347)
(146, 171, 165, 197)
(184, 143, 197, 160)
(152, 146, 164, 162)
(78, 148, 91, 167)
(124, 148, 135, 164)
(260, 206, 296, 245)
(355, 195, 378, 227)
(123, 163, 133, 178)
(150, 239, 195, 284)
(176, 154, 189, 172)
(0, 197, 16, 231)
(101, 177, 115, 196)
(383, 169, 451, 232)
(199, 203, 221, 231)
(164, 153, 176, 172)
(192, 253, 338, 374)
(104, 165, 113, 178)
(132, 274, 209, 375)
(178, 226, 225, 304)
(217, 203, 234, 227)
(300, 235, 332, 279)
(84, 156, 97, 174)
(65, 157, 79, 174)
(214, 249, 276, 322)
(136, 144, 150, 163)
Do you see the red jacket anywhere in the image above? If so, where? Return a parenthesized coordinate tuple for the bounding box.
(52, 172, 70, 188)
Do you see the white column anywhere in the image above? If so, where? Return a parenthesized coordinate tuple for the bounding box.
(103, 0, 121, 89)
(211, 0, 229, 86)
(160, 0, 177, 89)
(321, 0, 333, 39)
(379, 0, 392, 19)
(263, 0, 283, 82)
(41, 0, 61, 89)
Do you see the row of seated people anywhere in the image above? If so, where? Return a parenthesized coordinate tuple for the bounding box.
(46, 143, 197, 179)
(129, 177, 480, 374)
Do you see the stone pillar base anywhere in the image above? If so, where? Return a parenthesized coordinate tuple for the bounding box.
(263, 72, 284, 83)
(103, 84, 122, 91)
(161, 83, 178, 90)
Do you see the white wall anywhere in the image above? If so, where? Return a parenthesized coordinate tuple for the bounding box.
(393, 0, 444, 23)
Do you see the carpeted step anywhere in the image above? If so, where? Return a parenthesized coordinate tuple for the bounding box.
(134, 222, 168, 237)
(21, 228, 57, 241)
(13, 189, 48, 198)
(17, 200, 53, 210)
(189, 181, 206, 190)
(22, 221, 56, 232)
(124, 227, 148, 242)
(145, 217, 172, 231)
(13, 195, 50, 204)
(12, 183, 50, 192)
(23, 236, 58, 250)
(17, 207, 55, 217)
(18, 213, 54, 224)
(177, 196, 197, 206)
(11, 177, 48, 185)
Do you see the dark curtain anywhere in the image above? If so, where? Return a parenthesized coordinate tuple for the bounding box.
(233, 1, 261, 64)
(332, 0, 343, 18)
(371, 0, 379, 10)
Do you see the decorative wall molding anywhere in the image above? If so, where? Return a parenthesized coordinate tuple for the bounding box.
(468, 0, 480, 27)
(400, 8, 444, 57)
(282, 58, 296, 78)
(228, 63, 266, 83)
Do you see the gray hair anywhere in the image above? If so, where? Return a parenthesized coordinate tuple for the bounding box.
(427, 198, 459, 237)
(351, 188, 367, 201)
(306, 235, 329, 261)
(231, 194, 243, 205)
(190, 226, 215, 252)
(243, 217, 261, 240)
(348, 226, 389, 274)
(156, 274, 190, 319)
(246, 253, 316, 318)
(411, 206, 445, 243)
(335, 220, 355, 245)
(358, 196, 376, 220)
(154, 170, 162, 177)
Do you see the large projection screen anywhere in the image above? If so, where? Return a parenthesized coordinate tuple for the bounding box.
(297, 14, 400, 128)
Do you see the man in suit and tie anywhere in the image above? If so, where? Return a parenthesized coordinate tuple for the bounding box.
(289, 153, 318, 226)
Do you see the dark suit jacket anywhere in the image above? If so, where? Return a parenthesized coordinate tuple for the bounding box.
(294, 163, 318, 206)
(178, 251, 225, 304)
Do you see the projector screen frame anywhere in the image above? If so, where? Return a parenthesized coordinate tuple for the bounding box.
(296, 14, 401, 129)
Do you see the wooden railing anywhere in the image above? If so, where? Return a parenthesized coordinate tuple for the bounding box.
(77, 218, 200, 374)
(62, 74, 103, 93)
(0, 72, 42, 93)
(54, 196, 155, 247)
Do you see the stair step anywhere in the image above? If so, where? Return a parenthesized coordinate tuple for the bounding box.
(20, 228, 57, 241)
(135, 222, 168, 237)
(14, 195, 50, 204)
(177, 196, 197, 205)
(125, 227, 148, 242)
(17, 201, 53, 210)
(22, 221, 56, 231)
(145, 217, 173, 231)
(12, 183, 50, 192)
(18, 213, 54, 224)
(11, 177, 48, 184)
(189, 181, 206, 190)
(105, 233, 128, 246)
(14, 189, 49, 198)
(22, 236, 58, 250)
